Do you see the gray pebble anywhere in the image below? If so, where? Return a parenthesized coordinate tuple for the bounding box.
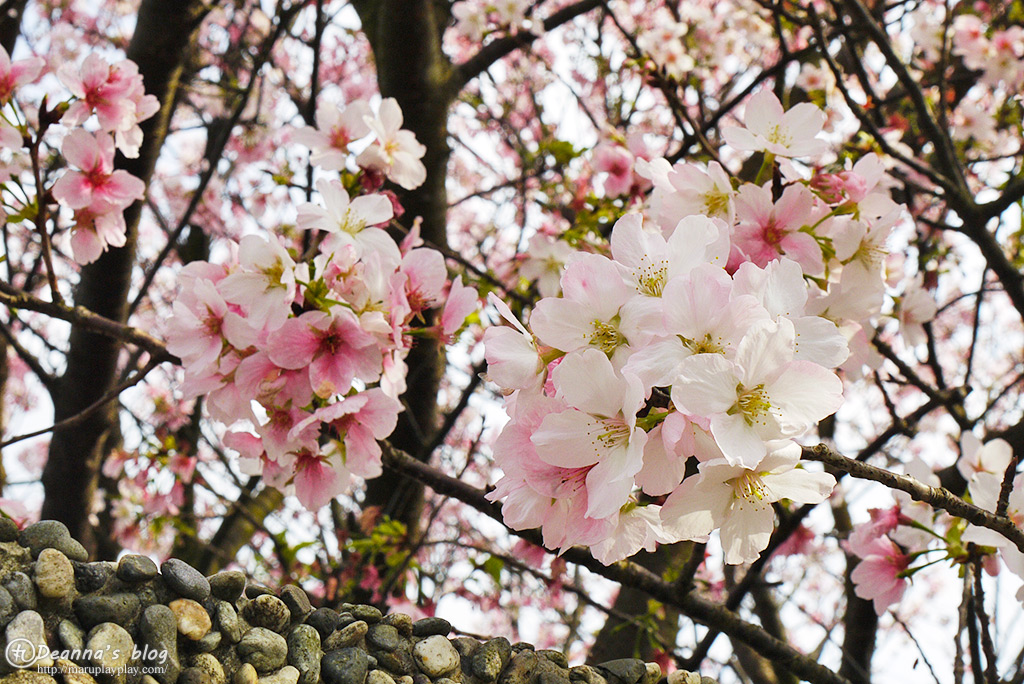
(372, 645, 416, 677)
(195, 630, 222, 653)
(451, 637, 481, 660)
(304, 608, 341, 639)
(411, 617, 451, 638)
(238, 627, 288, 673)
(366, 623, 401, 652)
(161, 559, 211, 601)
(35, 548, 75, 599)
(321, 648, 369, 684)
(380, 613, 412, 637)
(6, 571, 38, 610)
(595, 660, 646, 684)
(18, 521, 88, 561)
(0, 585, 15, 627)
(208, 571, 246, 603)
(348, 605, 382, 624)
(499, 650, 538, 684)
(279, 586, 312, 622)
(73, 592, 140, 629)
(534, 658, 570, 684)
(6, 609, 53, 668)
(537, 672, 571, 684)
(56, 657, 98, 684)
(71, 561, 115, 593)
(59, 619, 86, 652)
(568, 666, 607, 684)
(245, 583, 273, 599)
(286, 624, 321, 684)
(139, 604, 180, 684)
(0, 516, 18, 542)
(242, 594, 290, 632)
(471, 637, 511, 682)
(86, 622, 134, 683)
(324, 620, 367, 650)
(216, 601, 244, 643)
(180, 667, 213, 684)
(117, 555, 158, 583)
(366, 671, 396, 684)
(191, 653, 226, 684)
(412, 635, 459, 678)
(539, 651, 568, 669)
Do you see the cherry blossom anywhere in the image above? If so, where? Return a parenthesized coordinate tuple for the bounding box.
(848, 536, 910, 616)
(292, 100, 371, 171)
(51, 130, 146, 210)
(723, 89, 827, 158)
(660, 444, 836, 565)
(357, 98, 427, 190)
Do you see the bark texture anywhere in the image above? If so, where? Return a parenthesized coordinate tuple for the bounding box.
(40, 0, 207, 554)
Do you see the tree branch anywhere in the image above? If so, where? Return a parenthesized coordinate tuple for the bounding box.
(452, 0, 603, 90)
(380, 442, 851, 684)
(0, 280, 176, 364)
(802, 444, 1024, 553)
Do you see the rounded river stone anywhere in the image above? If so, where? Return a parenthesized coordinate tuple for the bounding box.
(161, 558, 211, 601)
(321, 648, 369, 684)
(208, 571, 246, 603)
(286, 624, 321, 684)
(35, 548, 75, 599)
(238, 627, 288, 673)
(412, 636, 459, 678)
(117, 555, 158, 583)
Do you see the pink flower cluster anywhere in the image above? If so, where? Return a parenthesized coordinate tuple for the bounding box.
(0, 47, 157, 264)
(485, 91, 902, 565)
(167, 98, 478, 510)
(293, 98, 427, 191)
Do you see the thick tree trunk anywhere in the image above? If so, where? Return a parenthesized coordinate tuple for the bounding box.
(40, 0, 207, 555)
(352, 0, 454, 527)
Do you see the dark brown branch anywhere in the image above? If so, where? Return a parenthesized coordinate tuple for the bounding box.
(453, 0, 603, 90)
(0, 356, 162, 449)
(380, 443, 851, 684)
(802, 444, 1024, 553)
(0, 280, 176, 364)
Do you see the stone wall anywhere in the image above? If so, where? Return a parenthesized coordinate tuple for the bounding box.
(0, 520, 715, 684)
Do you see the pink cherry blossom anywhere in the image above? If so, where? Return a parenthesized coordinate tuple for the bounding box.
(357, 98, 427, 190)
(723, 89, 827, 158)
(297, 179, 397, 264)
(0, 46, 44, 103)
(531, 349, 647, 519)
(292, 100, 372, 171)
(661, 444, 836, 564)
(732, 183, 822, 273)
(441, 275, 478, 338)
(849, 536, 910, 616)
(67, 200, 129, 264)
(266, 306, 382, 398)
(670, 319, 843, 467)
(51, 130, 146, 210)
(58, 55, 159, 157)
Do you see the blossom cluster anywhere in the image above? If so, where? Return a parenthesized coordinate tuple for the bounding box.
(485, 91, 907, 565)
(0, 47, 157, 264)
(450, 0, 536, 42)
(167, 97, 477, 510)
